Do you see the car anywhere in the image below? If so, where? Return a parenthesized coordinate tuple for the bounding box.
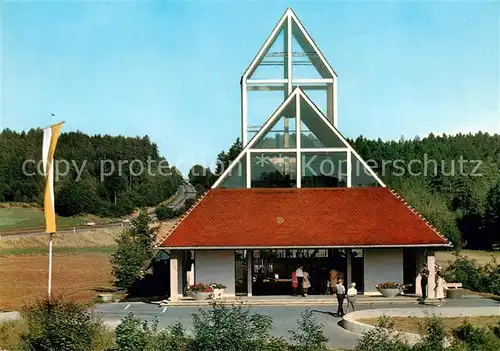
(86, 221, 96, 226)
(168, 204, 175, 209)
(121, 219, 130, 223)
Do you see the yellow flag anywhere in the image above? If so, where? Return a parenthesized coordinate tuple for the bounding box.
(42, 122, 63, 233)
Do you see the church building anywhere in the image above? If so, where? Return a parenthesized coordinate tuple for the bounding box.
(156, 8, 449, 300)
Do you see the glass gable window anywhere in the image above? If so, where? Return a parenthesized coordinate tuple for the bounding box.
(301, 152, 348, 187)
(250, 152, 297, 188)
(300, 98, 345, 148)
(351, 157, 381, 187)
(254, 102, 297, 149)
(218, 158, 247, 189)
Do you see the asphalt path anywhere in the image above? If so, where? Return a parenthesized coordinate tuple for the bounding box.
(91, 298, 499, 350)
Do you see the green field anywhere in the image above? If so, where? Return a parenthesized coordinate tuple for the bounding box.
(0, 207, 114, 233)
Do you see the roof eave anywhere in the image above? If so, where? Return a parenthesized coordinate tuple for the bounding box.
(155, 243, 451, 250)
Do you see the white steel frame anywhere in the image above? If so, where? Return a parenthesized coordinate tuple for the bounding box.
(241, 8, 338, 145)
(212, 88, 386, 189)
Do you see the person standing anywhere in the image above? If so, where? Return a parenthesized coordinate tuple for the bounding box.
(335, 278, 346, 317)
(296, 266, 304, 297)
(346, 282, 357, 313)
(419, 263, 430, 304)
(291, 271, 298, 296)
(303, 269, 311, 296)
(435, 266, 446, 307)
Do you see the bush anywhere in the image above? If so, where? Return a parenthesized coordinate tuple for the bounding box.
(443, 254, 500, 295)
(451, 320, 500, 351)
(413, 316, 446, 351)
(184, 198, 196, 209)
(155, 204, 179, 220)
(289, 308, 328, 351)
(356, 316, 500, 351)
(191, 301, 275, 350)
(20, 297, 110, 351)
(115, 314, 190, 351)
(355, 316, 411, 351)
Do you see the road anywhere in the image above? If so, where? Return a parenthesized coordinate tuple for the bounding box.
(91, 297, 499, 350)
(0, 183, 196, 239)
(169, 183, 196, 210)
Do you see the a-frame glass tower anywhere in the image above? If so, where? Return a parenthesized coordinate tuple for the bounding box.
(213, 8, 385, 190)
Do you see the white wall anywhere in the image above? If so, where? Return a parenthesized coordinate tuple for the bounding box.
(195, 250, 235, 296)
(364, 248, 404, 295)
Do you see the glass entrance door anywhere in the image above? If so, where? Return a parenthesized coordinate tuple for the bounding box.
(235, 250, 248, 296)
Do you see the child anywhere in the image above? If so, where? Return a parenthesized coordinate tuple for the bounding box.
(346, 282, 357, 312)
(335, 279, 346, 317)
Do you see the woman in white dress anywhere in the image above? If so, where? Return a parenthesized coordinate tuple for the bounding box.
(303, 270, 311, 296)
(435, 266, 446, 306)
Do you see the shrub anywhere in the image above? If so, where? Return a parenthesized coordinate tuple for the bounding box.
(114, 314, 150, 351)
(183, 198, 196, 209)
(20, 297, 109, 351)
(413, 316, 446, 351)
(354, 316, 411, 351)
(443, 254, 500, 295)
(289, 308, 328, 351)
(451, 320, 500, 351)
(115, 314, 191, 351)
(191, 301, 274, 351)
(155, 204, 179, 220)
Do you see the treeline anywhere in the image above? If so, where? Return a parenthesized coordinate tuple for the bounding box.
(0, 129, 183, 217)
(189, 133, 500, 249)
(351, 132, 500, 250)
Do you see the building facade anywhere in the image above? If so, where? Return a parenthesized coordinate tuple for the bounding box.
(157, 8, 450, 300)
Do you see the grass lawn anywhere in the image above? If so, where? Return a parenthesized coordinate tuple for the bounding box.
(435, 250, 500, 267)
(0, 207, 115, 233)
(358, 316, 500, 335)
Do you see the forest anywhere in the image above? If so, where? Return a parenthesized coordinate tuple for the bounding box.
(0, 129, 183, 217)
(2, 128, 499, 249)
(189, 133, 500, 250)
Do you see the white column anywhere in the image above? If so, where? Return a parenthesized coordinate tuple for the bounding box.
(295, 94, 301, 188)
(170, 257, 179, 302)
(241, 80, 248, 145)
(247, 250, 253, 296)
(427, 251, 436, 299)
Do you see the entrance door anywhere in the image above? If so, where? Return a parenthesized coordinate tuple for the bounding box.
(235, 250, 248, 296)
(351, 249, 364, 293)
(403, 248, 417, 294)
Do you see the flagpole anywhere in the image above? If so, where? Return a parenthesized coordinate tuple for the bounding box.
(48, 232, 53, 299)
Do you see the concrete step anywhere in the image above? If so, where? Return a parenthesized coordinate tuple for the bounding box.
(160, 297, 417, 307)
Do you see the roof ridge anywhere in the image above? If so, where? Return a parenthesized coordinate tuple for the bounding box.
(155, 191, 209, 247)
(388, 188, 450, 245)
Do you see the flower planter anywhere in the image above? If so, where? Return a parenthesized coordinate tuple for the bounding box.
(192, 291, 212, 301)
(212, 288, 225, 299)
(377, 288, 401, 298)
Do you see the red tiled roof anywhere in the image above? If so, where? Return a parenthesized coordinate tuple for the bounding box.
(157, 188, 449, 248)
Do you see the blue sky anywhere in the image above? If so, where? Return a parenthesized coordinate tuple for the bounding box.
(2, 1, 499, 174)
